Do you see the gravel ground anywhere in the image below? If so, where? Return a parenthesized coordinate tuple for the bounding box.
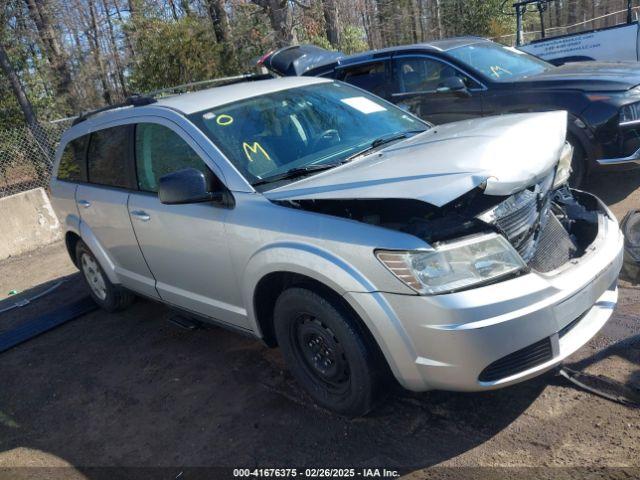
(0, 170, 639, 479)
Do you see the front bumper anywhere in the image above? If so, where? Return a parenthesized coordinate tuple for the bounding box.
(344, 197, 624, 392)
(597, 146, 640, 166)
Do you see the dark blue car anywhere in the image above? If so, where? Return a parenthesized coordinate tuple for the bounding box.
(260, 38, 640, 186)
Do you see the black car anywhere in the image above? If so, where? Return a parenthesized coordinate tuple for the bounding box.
(260, 38, 640, 186)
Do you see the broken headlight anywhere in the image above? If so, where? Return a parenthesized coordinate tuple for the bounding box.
(376, 233, 526, 295)
(553, 142, 573, 189)
(620, 100, 640, 126)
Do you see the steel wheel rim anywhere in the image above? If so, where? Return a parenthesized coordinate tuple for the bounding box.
(81, 253, 107, 301)
(292, 313, 350, 393)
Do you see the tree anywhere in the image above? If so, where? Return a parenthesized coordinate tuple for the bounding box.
(441, 0, 513, 38)
(102, 0, 127, 96)
(251, 0, 297, 47)
(322, 0, 340, 47)
(24, 0, 77, 113)
(206, 0, 237, 71)
(129, 16, 224, 92)
(86, 0, 114, 104)
(0, 41, 38, 129)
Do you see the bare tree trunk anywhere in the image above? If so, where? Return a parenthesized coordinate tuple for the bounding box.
(102, 0, 126, 96)
(88, 0, 113, 104)
(167, 0, 179, 20)
(433, 0, 443, 39)
(375, 0, 387, 46)
(24, 0, 77, 113)
(101, 0, 127, 97)
(206, 0, 237, 71)
(567, 0, 578, 32)
(206, 0, 233, 43)
(0, 41, 38, 128)
(416, 0, 425, 42)
(363, 0, 378, 49)
(323, 0, 340, 47)
(251, 0, 297, 48)
(113, 0, 135, 57)
(0, 38, 52, 172)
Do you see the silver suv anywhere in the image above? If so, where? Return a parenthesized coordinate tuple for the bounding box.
(50, 77, 623, 415)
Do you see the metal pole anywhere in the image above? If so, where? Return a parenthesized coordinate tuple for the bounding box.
(628, 0, 633, 24)
(538, 4, 546, 38)
(515, 4, 524, 46)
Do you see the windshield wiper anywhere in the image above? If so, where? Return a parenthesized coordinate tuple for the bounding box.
(345, 129, 427, 162)
(252, 162, 343, 187)
(252, 130, 426, 187)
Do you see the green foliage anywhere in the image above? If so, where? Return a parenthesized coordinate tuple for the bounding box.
(339, 26, 368, 54)
(128, 16, 225, 93)
(228, 2, 273, 71)
(442, 0, 514, 38)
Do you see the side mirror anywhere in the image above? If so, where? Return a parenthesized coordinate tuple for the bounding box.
(158, 168, 234, 207)
(436, 76, 470, 96)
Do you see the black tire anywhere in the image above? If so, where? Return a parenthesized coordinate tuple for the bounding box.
(75, 240, 135, 312)
(568, 137, 587, 188)
(273, 287, 388, 416)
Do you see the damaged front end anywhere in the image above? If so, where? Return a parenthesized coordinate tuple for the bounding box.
(276, 171, 606, 292)
(477, 174, 602, 275)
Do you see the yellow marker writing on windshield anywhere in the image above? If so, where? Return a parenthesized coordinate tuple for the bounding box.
(243, 142, 271, 162)
(216, 114, 233, 126)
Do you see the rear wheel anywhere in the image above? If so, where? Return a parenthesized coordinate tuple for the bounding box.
(75, 240, 135, 312)
(273, 287, 387, 416)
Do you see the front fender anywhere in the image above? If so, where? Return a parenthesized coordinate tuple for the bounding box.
(242, 241, 424, 390)
(242, 241, 377, 331)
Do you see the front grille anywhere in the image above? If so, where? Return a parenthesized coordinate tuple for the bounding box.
(478, 337, 553, 382)
(478, 181, 552, 262)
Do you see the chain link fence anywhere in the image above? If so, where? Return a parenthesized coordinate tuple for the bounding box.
(0, 121, 71, 199)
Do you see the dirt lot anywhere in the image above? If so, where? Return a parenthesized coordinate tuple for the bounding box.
(0, 170, 639, 479)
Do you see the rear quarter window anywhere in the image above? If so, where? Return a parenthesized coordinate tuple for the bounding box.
(87, 126, 134, 189)
(57, 136, 88, 182)
(340, 62, 388, 97)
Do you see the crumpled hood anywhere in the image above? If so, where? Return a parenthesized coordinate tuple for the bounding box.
(264, 111, 567, 207)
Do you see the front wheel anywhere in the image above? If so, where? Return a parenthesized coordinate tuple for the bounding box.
(273, 287, 388, 416)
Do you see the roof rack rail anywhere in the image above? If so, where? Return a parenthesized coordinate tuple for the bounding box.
(71, 72, 272, 126)
(146, 72, 272, 97)
(72, 94, 156, 125)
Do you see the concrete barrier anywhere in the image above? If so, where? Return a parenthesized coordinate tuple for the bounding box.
(0, 188, 62, 260)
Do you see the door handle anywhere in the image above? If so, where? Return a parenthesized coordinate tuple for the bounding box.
(130, 210, 151, 222)
(78, 199, 91, 208)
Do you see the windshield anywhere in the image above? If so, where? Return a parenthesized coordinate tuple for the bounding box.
(448, 42, 552, 82)
(188, 82, 427, 188)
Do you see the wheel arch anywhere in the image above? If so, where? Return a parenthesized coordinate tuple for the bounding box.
(65, 231, 82, 268)
(75, 221, 120, 284)
(566, 112, 596, 168)
(244, 242, 378, 345)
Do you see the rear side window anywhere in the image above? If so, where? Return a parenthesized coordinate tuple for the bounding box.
(340, 62, 388, 97)
(87, 126, 132, 188)
(57, 135, 88, 182)
(135, 123, 210, 193)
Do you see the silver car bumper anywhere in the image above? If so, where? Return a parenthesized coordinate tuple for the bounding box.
(597, 146, 640, 165)
(345, 206, 624, 392)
